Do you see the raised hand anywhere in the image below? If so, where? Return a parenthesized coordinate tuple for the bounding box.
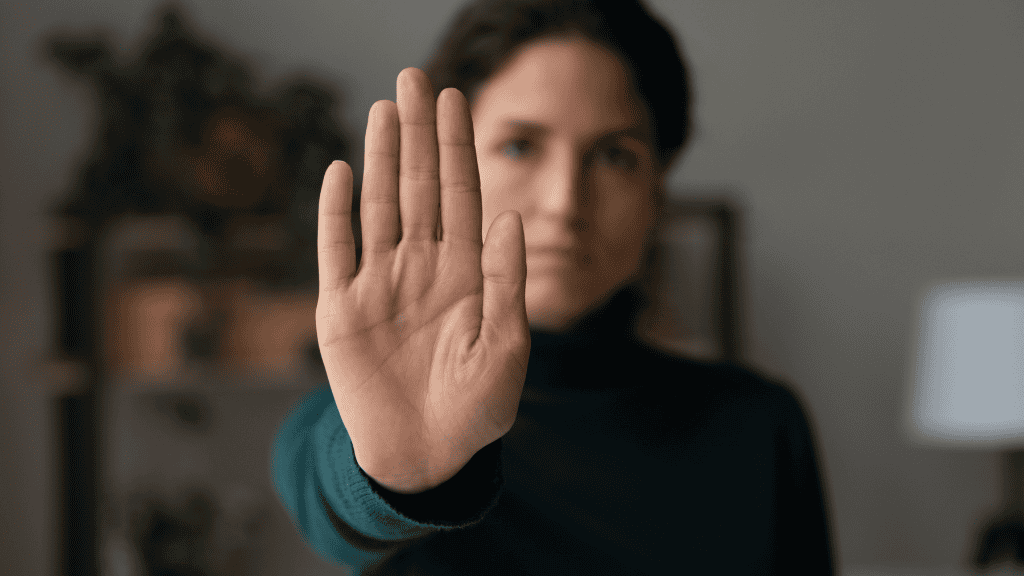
(315, 68, 530, 494)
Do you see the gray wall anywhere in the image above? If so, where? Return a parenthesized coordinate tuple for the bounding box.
(2, 0, 1022, 574)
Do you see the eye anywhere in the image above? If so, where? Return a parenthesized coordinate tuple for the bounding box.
(501, 139, 534, 160)
(597, 145, 638, 170)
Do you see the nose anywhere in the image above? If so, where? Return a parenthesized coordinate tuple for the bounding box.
(537, 148, 590, 235)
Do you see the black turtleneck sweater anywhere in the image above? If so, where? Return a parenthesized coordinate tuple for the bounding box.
(270, 286, 835, 574)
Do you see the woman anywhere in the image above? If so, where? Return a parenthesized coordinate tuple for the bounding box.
(272, 0, 835, 573)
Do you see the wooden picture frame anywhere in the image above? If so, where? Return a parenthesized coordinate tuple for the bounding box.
(636, 193, 742, 363)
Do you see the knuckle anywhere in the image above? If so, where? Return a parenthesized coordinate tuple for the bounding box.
(441, 181, 479, 196)
(366, 149, 398, 161)
(401, 164, 440, 182)
(438, 133, 474, 146)
(362, 239, 396, 253)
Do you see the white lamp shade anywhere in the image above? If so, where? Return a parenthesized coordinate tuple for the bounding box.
(907, 280, 1024, 447)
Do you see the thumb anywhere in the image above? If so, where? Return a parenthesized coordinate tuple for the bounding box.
(480, 210, 529, 340)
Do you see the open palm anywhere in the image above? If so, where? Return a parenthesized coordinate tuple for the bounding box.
(315, 68, 530, 494)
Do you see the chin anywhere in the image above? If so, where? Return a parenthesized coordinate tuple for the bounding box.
(525, 274, 608, 333)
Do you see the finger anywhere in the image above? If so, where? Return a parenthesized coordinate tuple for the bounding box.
(437, 87, 482, 249)
(317, 161, 356, 292)
(481, 210, 529, 341)
(361, 100, 401, 258)
(396, 67, 440, 243)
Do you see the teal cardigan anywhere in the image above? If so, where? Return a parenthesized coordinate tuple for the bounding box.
(271, 287, 835, 574)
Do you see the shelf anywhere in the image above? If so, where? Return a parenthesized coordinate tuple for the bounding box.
(105, 361, 328, 395)
(42, 356, 327, 398)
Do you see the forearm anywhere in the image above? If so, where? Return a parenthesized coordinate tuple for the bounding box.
(271, 386, 504, 569)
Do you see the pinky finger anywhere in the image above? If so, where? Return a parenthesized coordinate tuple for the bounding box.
(318, 160, 357, 292)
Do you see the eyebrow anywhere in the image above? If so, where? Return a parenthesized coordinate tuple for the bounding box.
(504, 119, 650, 143)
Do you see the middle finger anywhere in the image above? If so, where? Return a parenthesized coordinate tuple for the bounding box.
(396, 68, 440, 243)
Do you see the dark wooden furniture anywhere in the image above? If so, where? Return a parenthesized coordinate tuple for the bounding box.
(43, 5, 350, 575)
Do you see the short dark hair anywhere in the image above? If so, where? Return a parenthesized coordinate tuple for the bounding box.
(423, 0, 692, 170)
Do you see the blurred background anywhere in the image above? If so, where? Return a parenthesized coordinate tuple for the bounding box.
(1, 1, 1022, 574)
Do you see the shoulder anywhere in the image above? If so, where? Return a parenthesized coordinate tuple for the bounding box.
(626, 342, 810, 428)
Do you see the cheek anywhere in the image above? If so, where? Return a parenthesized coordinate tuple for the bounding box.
(596, 187, 654, 258)
(477, 153, 527, 232)
(475, 149, 500, 231)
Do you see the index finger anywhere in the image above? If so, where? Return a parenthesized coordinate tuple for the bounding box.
(437, 87, 482, 248)
(317, 160, 356, 292)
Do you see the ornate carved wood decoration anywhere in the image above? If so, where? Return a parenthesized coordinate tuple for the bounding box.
(45, 1, 353, 287)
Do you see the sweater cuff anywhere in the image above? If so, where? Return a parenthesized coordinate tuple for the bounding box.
(314, 404, 503, 543)
(361, 438, 504, 527)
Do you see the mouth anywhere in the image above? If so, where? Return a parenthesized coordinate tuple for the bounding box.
(527, 250, 583, 270)
(527, 243, 583, 255)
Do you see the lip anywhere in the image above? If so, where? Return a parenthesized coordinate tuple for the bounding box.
(529, 249, 575, 256)
(527, 250, 579, 263)
(527, 249, 581, 269)
(527, 243, 584, 254)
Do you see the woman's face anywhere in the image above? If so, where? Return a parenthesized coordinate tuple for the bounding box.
(471, 35, 663, 333)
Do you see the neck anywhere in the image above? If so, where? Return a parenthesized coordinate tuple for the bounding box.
(529, 283, 648, 352)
